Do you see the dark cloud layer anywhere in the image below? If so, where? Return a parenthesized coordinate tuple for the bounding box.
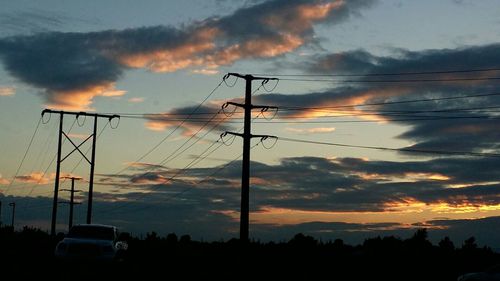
(0, 0, 375, 110)
(3, 192, 500, 248)
(97, 153, 500, 215)
(306, 44, 500, 148)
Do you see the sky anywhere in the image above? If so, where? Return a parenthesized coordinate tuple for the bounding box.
(1, 0, 500, 247)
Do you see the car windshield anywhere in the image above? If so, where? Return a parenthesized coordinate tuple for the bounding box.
(67, 226, 115, 240)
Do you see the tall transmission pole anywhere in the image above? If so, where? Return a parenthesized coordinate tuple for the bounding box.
(42, 109, 119, 235)
(222, 73, 277, 243)
(60, 176, 82, 230)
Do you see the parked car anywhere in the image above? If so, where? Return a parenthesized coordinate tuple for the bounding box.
(457, 264, 500, 281)
(54, 224, 128, 261)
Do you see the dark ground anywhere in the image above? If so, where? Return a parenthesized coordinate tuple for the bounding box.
(1, 226, 498, 280)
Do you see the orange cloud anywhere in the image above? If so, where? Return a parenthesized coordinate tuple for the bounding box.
(46, 83, 126, 111)
(67, 133, 91, 140)
(15, 172, 50, 185)
(0, 174, 9, 185)
(115, 1, 348, 73)
(143, 102, 229, 135)
(209, 33, 304, 66)
(263, 1, 344, 34)
(281, 87, 409, 122)
(430, 202, 500, 214)
(0, 86, 15, 96)
(117, 27, 219, 72)
(128, 97, 145, 103)
(0, 1, 377, 111)
(285, 127, 336, 134)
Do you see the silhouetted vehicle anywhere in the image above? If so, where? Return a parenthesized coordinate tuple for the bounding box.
(54, 224, 128, 262)
(457, 264, 500, 281)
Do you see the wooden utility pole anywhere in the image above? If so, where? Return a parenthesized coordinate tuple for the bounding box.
(60, 177, 82, 230)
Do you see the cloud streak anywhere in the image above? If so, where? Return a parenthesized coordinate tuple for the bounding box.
(98, 154, 500, 217)
(14, 172, 50, 185)
(0, 86, 15, 96)
(0, 174, 9, 185)
(285, 127, 336, 134)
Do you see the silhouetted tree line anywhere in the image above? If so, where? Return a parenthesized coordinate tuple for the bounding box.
(0, 225, 498, 280)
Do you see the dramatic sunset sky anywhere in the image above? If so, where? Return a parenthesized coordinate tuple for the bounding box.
(1, 0, 500, 247)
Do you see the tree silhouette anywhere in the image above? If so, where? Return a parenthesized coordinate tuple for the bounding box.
(166, 232, 178, 244)
(462, 236, 478, 250)
(288, 233, 317, 247)
(439, 236, 455, 252)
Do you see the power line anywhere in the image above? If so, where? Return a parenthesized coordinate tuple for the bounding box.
(110, 78, 226, 177)
(94, 115, 260, 217)
(278, 77, 500, 83)
(2, 117, 42, 195)
(15, 118, 78, 217)
(277, 92, 500, 111)
(156, 109, 225, 167)
(105, 142, 260, 216)
(95, 138, 228, 215)
(22, 118, 78, 199)
(18, 122, 109, 199)
(13, 123, 110, 212)
(95, 107, 232, 209)
(254, 116, 500, 123)
(109, 92, 500, 118)
(118, 109, 500, 121)
(112, 115, 500, 124)
(278, 137, 500, 158)
(251, 67, 500, 77)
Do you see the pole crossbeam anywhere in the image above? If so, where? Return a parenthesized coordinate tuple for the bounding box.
(223, 73, 278, 243)
(43, 109, 119, 235)
(60, 132, 93, 164)
(42, 109, 119, 120)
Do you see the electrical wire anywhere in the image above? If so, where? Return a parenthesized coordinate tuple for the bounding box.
(2, 117, 42, 195)
(278, 137, 500, 158)
(250, 67, 500, 77)
(277, 92, 500, 111)
(16, 118, 78, 212)
(278, 77, 500, 83)
(111, 79, 225, 176)
(16, 120, 111, 215)
(109, 92, 500, 118)
(95, 138, 228, 215)
(105, 142, 260, 215)
(94, 115, 259, 216)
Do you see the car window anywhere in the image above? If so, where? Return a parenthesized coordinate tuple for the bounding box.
(67, 226, 115, 240)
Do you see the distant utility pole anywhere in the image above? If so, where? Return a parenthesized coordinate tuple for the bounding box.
(8, 202, 15, 228)
(60, 177, 82, 230)
(42, 109, 120, 236)
(222, 73, 278, 243)
(0, 200, 2, 226)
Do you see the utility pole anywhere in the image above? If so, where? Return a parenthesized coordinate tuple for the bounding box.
(0, 200, 2, 226)
(60, 177, 82, 230)
(222, 73, 277, 243)
(8, 202, 15, 229)
(42, 109, 119, 235)
(51, 111, 63, 236)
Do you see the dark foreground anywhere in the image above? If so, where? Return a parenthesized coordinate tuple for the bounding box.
(1, 227, 499, 280)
